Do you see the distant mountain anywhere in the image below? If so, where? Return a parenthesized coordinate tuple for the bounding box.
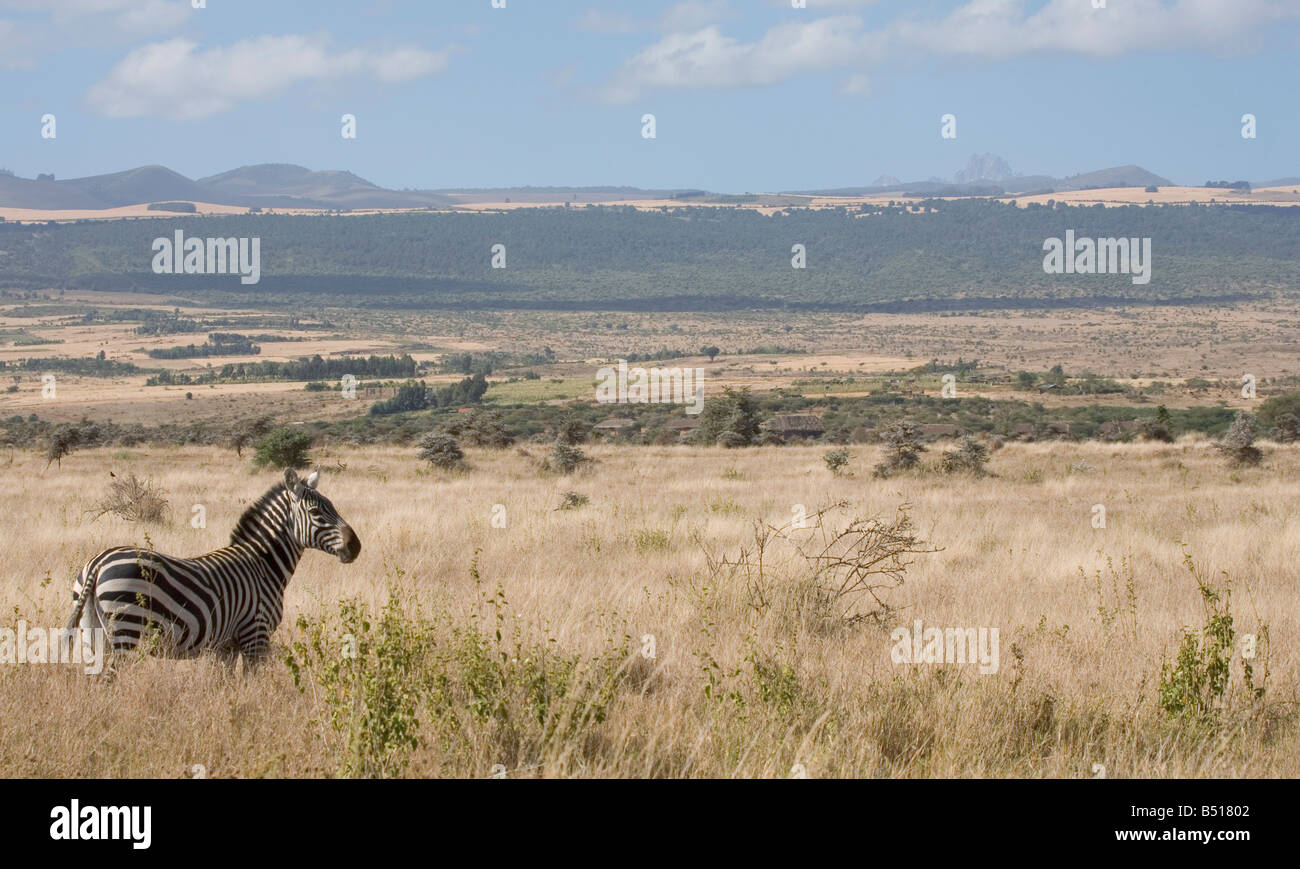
(1055, 165, 1173, 190)
(198, 164, 455, 209)
(954, 153, 1015, 184)
(786, 158, 1176, 197)
(0, 159, 1280, 213)
(0, 163, 455, 211)
(1256, 177, 1300, 188)
(64, 165, 219, 208)
(0, 173, 108, 209)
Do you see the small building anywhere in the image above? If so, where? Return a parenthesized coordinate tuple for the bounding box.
(593, 417, 638, 435)
(763, 414, 825, 438)
(920, 424, 961, 440)
(665, 418, 699, 440)
(1012, 422, 1070, 439)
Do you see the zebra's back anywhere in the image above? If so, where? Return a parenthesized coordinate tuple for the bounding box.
(76, 545, 272, 657)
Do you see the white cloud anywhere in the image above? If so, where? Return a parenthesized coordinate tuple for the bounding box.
(0, 0, 191, 67)
(604, 0, 1300, 101)
(605, 16, 871, 102)
(0, 0, 190, 34)
(85, 35, 455, 119)
(577, 1, 730, 35)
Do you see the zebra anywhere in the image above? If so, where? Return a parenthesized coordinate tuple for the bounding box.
(64, 468, 360, 670)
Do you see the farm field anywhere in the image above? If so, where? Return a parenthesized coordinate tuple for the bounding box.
(3, 185, 1298, 225)
(1, 440, 1294, 778)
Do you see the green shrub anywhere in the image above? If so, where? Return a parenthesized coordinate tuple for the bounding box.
(556, 491, 589, 510)
(555, 414, 590, 446)
(823, 448, 850, 476)
(873, 420, 926, 478)
(1269, 412, 1299, 443)
(547, 440, 588, 474)
(1214, 411, 1262, 467)
(939, 436, 989, 475)
(1158, 550, 1268, 723)
(253, 427, 313, 469)
(285, 594, 432, 777)
(417, 432, 465, 470)
(1139, 406, 1174, 442)
(284, 563, 637, 777)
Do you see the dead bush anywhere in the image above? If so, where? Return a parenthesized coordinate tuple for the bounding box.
(89, 474, 170, 524)
(702, 501, 940, 629)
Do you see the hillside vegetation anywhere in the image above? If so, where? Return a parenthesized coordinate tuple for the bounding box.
(1, 200, 1295, 310)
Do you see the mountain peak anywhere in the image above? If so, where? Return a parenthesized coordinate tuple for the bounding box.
(954, 154, 1016, 184)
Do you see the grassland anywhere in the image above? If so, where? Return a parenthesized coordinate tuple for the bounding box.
(1, 439, 1294, 778)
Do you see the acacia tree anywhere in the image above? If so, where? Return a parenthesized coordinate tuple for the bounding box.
(1216, 411, 1262, 467)
(418, 432, 465, 470)
(873, 420, 926, 478)
(695, 386, 761, 446)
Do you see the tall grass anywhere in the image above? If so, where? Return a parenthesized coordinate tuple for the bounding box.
(0, 439, 1296, 777)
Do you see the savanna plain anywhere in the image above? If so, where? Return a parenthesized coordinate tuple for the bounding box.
(1, 436, 1294, 778)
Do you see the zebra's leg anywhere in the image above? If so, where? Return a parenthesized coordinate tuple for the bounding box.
(236, 619, 272, 674)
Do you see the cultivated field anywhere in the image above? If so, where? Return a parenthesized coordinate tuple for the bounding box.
(1, 439, 1295, 777)
(4, 185, 1298, 225)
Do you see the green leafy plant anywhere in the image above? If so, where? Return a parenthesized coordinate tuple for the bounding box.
(252, 427, 313, 469)
(417, 432, 465, 470)
(1158, 549, 1268, 722)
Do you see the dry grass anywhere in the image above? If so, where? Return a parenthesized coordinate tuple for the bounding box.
(1, 438, 1297, 778)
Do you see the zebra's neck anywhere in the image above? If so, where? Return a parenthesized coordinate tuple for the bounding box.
(229, 485, 304, 587)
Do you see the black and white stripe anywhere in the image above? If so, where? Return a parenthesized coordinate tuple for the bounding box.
(65, 468, 360, 668)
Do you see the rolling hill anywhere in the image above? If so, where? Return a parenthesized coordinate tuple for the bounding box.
(0, 163, 456, 211)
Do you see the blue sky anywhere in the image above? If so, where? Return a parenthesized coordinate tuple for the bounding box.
(2, 0, 1297, 191)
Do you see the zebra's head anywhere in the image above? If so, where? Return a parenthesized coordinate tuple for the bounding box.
(284, 468, 361, 563)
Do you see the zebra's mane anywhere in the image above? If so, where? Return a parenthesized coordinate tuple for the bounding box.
(230, 483, 291, 545)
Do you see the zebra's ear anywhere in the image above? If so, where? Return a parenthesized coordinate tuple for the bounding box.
(284, 468, 304, 499)
(305, 469, 320, 490)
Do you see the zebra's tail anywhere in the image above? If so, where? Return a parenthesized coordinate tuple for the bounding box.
(64, 563, 99, 657)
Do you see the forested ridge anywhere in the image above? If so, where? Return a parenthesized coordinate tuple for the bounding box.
(1, 199, 1295, 311)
